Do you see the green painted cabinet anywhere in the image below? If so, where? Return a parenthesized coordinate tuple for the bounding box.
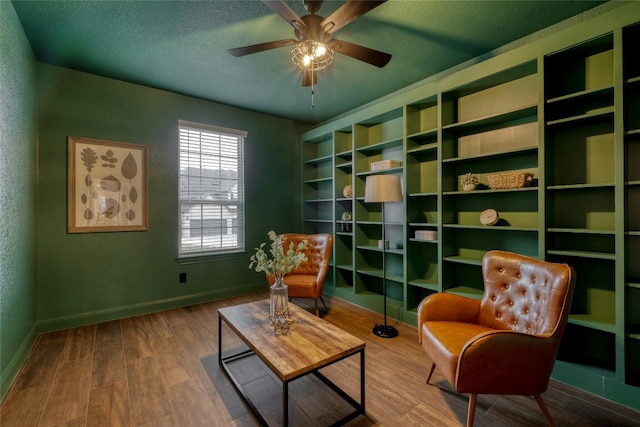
(623, 22, 640, 389)
(405, 96, 439, 313)
(440, 61, 540, 302)
(300, 5, 640, 410)
(544, 31, 619, 383)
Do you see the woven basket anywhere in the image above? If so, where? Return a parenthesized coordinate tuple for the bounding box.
(487, 172, 534, 189)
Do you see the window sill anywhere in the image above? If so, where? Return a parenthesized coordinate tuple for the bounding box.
(176, 251, 247, 265)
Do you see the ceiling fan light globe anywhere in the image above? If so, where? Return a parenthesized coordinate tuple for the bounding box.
(292, 40, 334, 71)
(303, 55, 312, 66)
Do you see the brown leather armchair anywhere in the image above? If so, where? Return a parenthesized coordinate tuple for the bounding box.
(267, 233, 333, 316)
(418, 250, 575, 427)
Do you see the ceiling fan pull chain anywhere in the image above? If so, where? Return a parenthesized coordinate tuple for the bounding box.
(311, 58, 315, 108)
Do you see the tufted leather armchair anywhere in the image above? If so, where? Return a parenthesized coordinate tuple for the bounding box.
(418, 250, 575, 427)
(267, 233, 333, 316)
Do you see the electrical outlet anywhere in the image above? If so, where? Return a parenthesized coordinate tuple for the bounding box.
(179, 272, 187, 283)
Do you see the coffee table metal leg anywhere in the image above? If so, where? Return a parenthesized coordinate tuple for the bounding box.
(218, 314, 268, 426)
(311, 348, 365, 425)
(283, 380, 289, 426)
(361, 349, 366, 414)
(218, 313, 222, 366)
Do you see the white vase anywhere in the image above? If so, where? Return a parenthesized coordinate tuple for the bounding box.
(463, 183, 476, 191)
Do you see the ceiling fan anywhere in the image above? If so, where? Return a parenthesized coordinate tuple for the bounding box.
(228, 0, 392, 87)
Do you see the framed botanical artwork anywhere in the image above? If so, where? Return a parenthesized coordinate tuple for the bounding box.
(67, 136, 148, 233)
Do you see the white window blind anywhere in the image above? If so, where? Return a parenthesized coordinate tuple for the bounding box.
(178, 120, 246, 256)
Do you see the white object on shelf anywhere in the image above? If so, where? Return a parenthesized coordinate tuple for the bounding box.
(480, 209, 499, 226)
(415, 230, 437, 240)
(371, 159, 401, 171)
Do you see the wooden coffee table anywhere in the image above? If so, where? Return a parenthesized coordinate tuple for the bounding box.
(218, 300, 366, 426)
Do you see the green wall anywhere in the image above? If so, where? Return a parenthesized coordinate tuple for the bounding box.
(0, 0, 38, 399)
(35, 63, 305, 331)
(1, 0, 307, 399)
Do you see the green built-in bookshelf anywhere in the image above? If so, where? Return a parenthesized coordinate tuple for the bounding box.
(299, 4, 640, 412)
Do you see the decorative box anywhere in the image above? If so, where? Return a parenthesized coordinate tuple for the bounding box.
(371, 159, 402, 171)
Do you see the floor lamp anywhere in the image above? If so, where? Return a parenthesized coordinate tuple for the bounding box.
(364, 174, 403, 338)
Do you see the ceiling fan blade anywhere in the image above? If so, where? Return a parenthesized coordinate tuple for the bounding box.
(261, 0, 306, 32)
(329, 39, 391, 68)
(302, 69, 318, 87)
(321, 0, 387, 34)
(228, 39, 297, 57)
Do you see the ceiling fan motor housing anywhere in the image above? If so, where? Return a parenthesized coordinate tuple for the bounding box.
(296, 14, 331, 44)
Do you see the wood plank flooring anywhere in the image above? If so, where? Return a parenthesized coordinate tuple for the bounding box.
(1, 292, 639, 426)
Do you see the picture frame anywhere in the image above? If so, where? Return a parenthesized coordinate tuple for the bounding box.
(67, 136, 148, 233)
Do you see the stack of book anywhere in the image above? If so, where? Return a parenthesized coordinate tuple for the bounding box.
(415, 230, 437, 241)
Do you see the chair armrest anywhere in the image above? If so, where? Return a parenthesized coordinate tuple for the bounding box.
(456, 330, 556, 394)
(417, 293, 480, 343)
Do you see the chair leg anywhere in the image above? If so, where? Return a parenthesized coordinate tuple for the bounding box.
(467, 393, 477, 427)
(425, 362, 436, 384)
(534, 394, 556, 427)
(312, 296, 327, 317)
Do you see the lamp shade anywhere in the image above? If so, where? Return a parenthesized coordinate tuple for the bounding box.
(364, 174, 403, 203)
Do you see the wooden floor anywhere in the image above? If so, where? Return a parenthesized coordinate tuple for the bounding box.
(2, 292, 639, 427)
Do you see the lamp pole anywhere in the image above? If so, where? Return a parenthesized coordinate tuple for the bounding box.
(374, 199, 398, 338)
(364, 173, 402, 339)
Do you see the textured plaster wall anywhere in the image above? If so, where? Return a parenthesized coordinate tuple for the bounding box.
(0, 1, 38, 398)
(36, 64, 304, 330)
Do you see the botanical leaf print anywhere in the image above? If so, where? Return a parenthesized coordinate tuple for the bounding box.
(101, 150, 118, 168)
(80, 147, 98, 173)
(121, 153, 138, 180)
(99, 175, 121, 192)
(129, 187, 138, 203)
(71, 138, 146, 230)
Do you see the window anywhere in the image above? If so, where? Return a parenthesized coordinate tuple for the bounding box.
(178, 120, 246, 256)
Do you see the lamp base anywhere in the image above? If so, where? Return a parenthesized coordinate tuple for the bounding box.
(373, 324, 399, 338)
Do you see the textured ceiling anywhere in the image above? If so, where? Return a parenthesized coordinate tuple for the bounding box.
(12, 0, 610, 125)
